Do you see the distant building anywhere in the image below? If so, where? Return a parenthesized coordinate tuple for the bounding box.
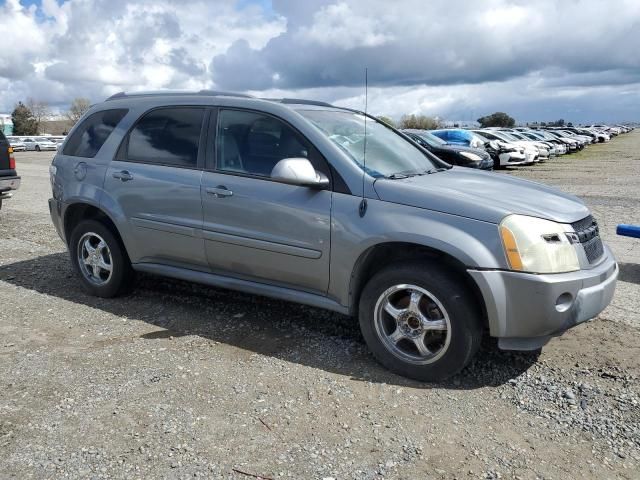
(0, 114, 13, 135)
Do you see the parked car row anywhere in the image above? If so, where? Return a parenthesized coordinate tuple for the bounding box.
(402, 124, 634, 170)
(7, 135, 66, 152)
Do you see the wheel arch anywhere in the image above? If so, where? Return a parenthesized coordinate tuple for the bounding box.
(347, 241, 488, 329)
(63, 202, 125, 251)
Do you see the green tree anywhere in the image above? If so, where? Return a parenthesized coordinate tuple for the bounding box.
(11, 102, 38, 135)
(477, 112, 516, 128)
(377, 115, 396, 127)
(548, 119, 566, 127)
(399, 114, 440, 130)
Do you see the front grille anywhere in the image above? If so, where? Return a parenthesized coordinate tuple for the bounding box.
(583, 236, 604, 263)
(570, 215, 604, 264)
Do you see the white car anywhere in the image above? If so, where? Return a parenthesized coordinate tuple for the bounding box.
(473, 130, 539, 164)
(500, 130, 555, 159)
(21, 137, 58, 152)
(471, 132, 529, 167)
(8, 138, 26, 152)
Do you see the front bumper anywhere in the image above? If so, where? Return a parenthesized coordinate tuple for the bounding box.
(468, 245, 618, 350)
(499, 152, 528, 166)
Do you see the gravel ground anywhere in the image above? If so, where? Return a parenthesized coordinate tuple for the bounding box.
(1, 133, 639, 479)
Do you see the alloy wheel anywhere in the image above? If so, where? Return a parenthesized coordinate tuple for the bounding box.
(374, 284, 452, 365)
(77, 232, 113, 286)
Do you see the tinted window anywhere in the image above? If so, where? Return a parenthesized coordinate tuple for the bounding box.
(127, 108, 203, 168)
(63, 109, 128, 158)
(217, 109, 310, 177)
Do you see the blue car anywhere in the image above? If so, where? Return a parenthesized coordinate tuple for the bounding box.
(431, 129, 486, 149)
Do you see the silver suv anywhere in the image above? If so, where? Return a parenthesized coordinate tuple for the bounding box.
(48, 91, 618, 381)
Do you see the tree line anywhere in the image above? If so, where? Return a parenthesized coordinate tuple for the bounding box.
(10, 98, 91, 136)
(377, 112, 574, 129)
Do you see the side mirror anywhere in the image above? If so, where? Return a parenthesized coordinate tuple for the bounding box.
(270, 158, 330, 189)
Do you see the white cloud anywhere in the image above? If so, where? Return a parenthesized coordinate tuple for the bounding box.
(0, 0, 286, 110)
(299, 2, 393, 49)
(0, 0, 639, 123)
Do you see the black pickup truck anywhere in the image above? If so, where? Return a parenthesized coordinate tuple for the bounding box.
(0, 131, 20, 210)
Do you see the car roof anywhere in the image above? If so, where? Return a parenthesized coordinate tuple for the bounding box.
(95, 90, 357, 120)
(104, 90, 344, 110)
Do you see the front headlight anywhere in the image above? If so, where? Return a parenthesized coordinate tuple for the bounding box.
(499, 215, 580, 273)
(459, 151, 482, 161)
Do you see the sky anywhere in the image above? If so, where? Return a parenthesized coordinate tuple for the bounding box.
(1, 0, 639, 123)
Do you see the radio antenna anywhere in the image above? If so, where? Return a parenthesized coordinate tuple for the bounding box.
(359, 68, 368, 218)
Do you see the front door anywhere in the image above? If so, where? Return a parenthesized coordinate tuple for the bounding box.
(103, 107, 208, 269)
(201, 108, 332, 293)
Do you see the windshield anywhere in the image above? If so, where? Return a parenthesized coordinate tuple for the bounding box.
(300, 110, 439, 177)
(497, 131, 520, 141)
(412, 130, 447, 147)
(474, 130, 508, 142)
(471, 132, 490, 144)
(508, 132, 527, 140)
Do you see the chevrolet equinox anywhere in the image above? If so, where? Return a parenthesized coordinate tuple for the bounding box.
(48, 91, 618, 381)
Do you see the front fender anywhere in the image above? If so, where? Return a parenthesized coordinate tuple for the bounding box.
(328, 194, 505, 308)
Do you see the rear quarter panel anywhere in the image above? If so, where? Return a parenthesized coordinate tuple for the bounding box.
(53, 107, 138, 240)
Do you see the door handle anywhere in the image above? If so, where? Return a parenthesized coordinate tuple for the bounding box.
(206, 186, 233, 198)
(113, 170, 133, 182)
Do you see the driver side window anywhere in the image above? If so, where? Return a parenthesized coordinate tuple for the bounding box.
(216, 109, 309, 177)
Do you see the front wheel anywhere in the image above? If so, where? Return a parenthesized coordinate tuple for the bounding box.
(35, 145, 41, 152)
(69, 219, 135, 297)
(359, 261, 483, 382)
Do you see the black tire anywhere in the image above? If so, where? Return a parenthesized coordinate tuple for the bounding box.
(359, 260, 483, 382)
(35, 145, 41, 152)
(0, 199, 2, 210)
(69, 219, 135, 297)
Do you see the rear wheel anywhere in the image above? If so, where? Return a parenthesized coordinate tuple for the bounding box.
(69, 219, 135, 297)
(359, 260, 483, 382)
(35, 145, 41, 152)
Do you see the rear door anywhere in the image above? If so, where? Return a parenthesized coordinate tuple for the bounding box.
(201, 108, 332, 293)
(103, 107, 208, 269)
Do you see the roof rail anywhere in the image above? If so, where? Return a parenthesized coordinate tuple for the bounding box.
(105, 90, 253, 101)
(274, 98, 334, 107)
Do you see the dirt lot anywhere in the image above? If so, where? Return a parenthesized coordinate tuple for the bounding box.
(1, 134, 639, 479)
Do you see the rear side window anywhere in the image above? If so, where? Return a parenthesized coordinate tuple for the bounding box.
(63, 109, 128, 158)
(126, 108, 203, 168)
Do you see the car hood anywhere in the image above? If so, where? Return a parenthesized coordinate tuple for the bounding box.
(440, 144, 487, 155)
(437, 144, 490, 159)
(373, 167, 590, 224)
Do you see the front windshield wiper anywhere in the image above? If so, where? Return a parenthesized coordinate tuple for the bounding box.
(415, 167, 450, 175)
(386, 167, 449, 179)
(386, 173, 411, 179)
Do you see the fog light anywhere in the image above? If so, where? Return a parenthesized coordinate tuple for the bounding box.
(555, 292, 574, 312)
